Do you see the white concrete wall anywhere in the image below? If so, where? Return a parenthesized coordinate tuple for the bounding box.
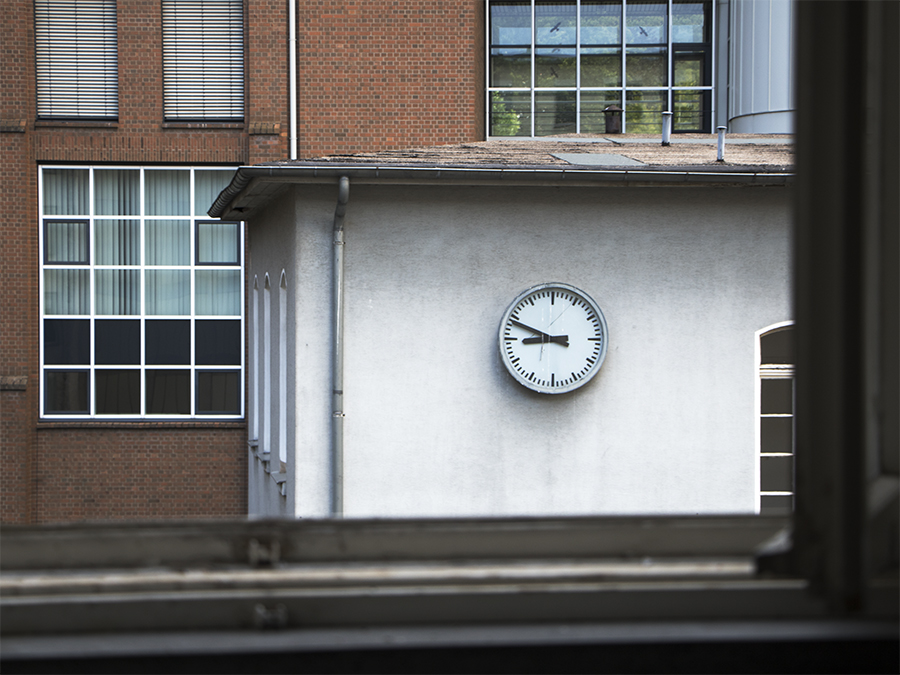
(728, 0, 795, 133)
(249, 182, 792, 518)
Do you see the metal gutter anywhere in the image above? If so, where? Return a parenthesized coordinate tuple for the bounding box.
(208, 164, 794, 219)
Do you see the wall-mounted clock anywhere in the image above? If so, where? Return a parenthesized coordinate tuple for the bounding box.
(499, 283, 609, 394)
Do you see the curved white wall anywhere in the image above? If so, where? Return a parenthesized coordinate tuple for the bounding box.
(728, 0, 794, 133)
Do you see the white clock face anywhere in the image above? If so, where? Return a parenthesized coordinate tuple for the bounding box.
(499, 283, 608, 394)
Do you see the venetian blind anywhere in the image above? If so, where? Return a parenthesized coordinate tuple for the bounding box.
(34, 0, 119, 119)
(162, 0, 245, 120)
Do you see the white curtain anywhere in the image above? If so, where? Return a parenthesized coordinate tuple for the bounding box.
(95, 219, 139, 265)
(95, 269, 140, 315)
(44, 269, 89, 315)
(195, 270, 240, 315)
(46, 220, 88, 263)
(94, 169, 139, 215)
(194, 170, 233, 216)
(146, 270, 190, 315)
(43, 169, 88, 215)
(197, 222, 238, 263)
(145, 169, 190, 216)
(146, 219, 190, 265)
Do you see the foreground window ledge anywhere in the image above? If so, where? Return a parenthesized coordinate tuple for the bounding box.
(34, 120, 119, 129)
(161, 121, 245, 130)
(35, 420, 246, 430)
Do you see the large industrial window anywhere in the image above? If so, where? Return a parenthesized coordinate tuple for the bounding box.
(39, 166, 244, 418)
(34, 0, 119, 119)
(487, 0, 713, 135)
(161, 0, 245, 121)
(757, 322, 795, 515)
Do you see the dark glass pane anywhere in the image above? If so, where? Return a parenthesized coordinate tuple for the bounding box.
(146, 370, 190, 414)
(760, 455, 793, 493)
(674, 51, 704, 86)
(44, 319, 90, 364)
(535, 48, 576, 87)
(625, 90, 666, 133)
(761, 379, 793, 414)
(195, 320, 241, 365)
(490, 91, 532, 136)
(760, 416, 794, 454)
(761, 327, 795, 365)
(535, 2, 576, 45)
(580, 92, 623, 133)
(625, 1, 667, 44)
(95, 320, 141, 365)
(581, 1, 621, 45)
(626, 47, 667, 86)
(581, 47, 621, 87)
(146, 320, 191, 365)
(491, 47, 531, 87)
(535, 91, 576, 135)
(760, 494, 793, 516)
(45, 370, 89, 413)
(672, 0, 711, 43)
(197, 370, 240, 414)
(96, 370, 141, 414)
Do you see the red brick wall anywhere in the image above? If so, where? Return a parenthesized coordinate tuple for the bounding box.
(297, 0, 484, 157)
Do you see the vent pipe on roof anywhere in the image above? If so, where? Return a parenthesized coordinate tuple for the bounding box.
(331, 176, 350, 517)
(661, 112, 673, 146)
(717, 126, 727, 162)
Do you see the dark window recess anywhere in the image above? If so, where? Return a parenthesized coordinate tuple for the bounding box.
(45, 370, 89, 413)
(197, 370, 240, 414)
(95, 370, 141, 414)
(146, 370, 190, 414)
(760, 455, 794, 493)
(44, 319, 90, 364)
(195, 320, 241, 365)
(760, 494, 793, 516)
(760, 416, 794, 454)
(95, 320, 141, 364)
(760, 327, 795, 365)
(145, 320, 191, 365)
(760, 379, 793, 415)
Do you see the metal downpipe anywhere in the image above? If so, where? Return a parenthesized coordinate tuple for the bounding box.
(331, 176, 350, 517)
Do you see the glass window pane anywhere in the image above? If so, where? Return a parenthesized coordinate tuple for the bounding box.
(760, 494, 793, 515)
(194, 170, 235, 216)
(94, 169, 140, 216)
(535, 48, 576, 87)
(626, 47, 667, 86)
(145, 270, 190, 315)
(196, 270, 241, 315)
(581, 47, 621, 87)
(45, 370, 89, 413)
(95, 219, 140, 265)
(195, 320, 241, 365)
(197, 222, 239, 264)
(490, 2, 531, 47)
(145, 169, 190, 216)
(490, 91, 531, 136)
(45, 220, 89, 264)
(760, 455, 793, 492)
(581, 1, 621, 45)
(761, 416, 793, 455)
(674, 50, 705, 87)
(43, 169, 88, 215)
(96, 370, 141, 414)
(535, 2, 576, 45)
(95, 319, 141, 365)
(491, 47, 532, 87)
(44, 319, 90, 365)
(625, 1, 667, 44)
(761, 327, 795, 365)
(146, 219, 190, 265)
(146, 370, 190, 414)
(580, 92, 623, 133)
(672, 0, 710, 43)
(761, 379, 793, 415)
(673, 89, 709, 132)
(197, 370, 240, 414)
(145, 320, 191, 365)
(625, 90, 666, 133)
(95, 269, 140, 315)
(44, 269, 89, 315)
(535, 91, 576, 135)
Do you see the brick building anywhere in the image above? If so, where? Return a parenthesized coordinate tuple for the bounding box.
(2, 0, 794, 524)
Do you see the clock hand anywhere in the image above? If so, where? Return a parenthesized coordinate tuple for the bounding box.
(509, 319, 552, 340)
(522, 335, 569, 347)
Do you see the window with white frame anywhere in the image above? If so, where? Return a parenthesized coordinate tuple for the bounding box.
(161, 0, 245, 121)
(757, 322, 795, 515)
(34, 0, 119, 119)
(40, 166, 244, 418)
(487, 0, 713, 136)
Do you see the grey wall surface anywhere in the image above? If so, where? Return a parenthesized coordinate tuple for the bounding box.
(248, 182, 792, 518)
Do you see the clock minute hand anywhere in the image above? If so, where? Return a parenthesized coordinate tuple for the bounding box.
(509, 319, 551, 339)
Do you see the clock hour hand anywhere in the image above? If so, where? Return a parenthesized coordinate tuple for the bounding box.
(522, 335, 569, 347)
